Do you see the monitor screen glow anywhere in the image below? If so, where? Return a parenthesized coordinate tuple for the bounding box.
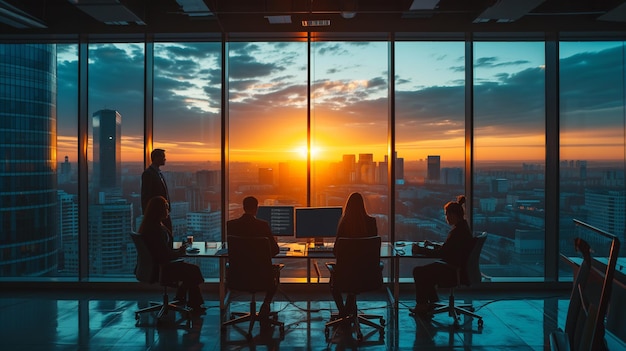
(294, 207, 343, 239)
(256, 206, 294, 237)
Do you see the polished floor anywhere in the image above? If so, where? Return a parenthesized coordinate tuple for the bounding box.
(1, 286, 624, 351)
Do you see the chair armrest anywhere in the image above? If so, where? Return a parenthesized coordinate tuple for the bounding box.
(159, 258, 184, 270)
(549, 329, 571, 351)
(325, 262, 336, 273)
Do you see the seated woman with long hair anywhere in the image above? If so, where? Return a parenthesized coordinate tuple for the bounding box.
(139, 196, 205, 312)
(330, 192, 378, 315)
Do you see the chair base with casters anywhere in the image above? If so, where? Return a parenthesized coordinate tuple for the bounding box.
(135, 286, 192, 326)
(429, 287, 483, 329)
(130, 233, 192, 327)
(324, 294, 385, 341)
(221, 292, 285, 340)
(416, 232, 487, 329)
(134, 283, 193, 327)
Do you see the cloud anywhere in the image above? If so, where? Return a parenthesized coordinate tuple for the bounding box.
(53, 41, 624, 161)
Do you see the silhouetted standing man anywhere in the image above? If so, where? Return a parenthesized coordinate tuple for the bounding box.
(142, 148, 173, 242)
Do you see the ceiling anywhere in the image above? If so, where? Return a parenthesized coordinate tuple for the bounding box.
(0, 0, 625, 38)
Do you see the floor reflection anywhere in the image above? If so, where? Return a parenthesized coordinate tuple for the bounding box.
(1, 288, 624, 350)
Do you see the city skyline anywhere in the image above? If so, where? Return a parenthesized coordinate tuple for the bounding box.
(55, 41, 626, 163)
(3, 40, 625, 281)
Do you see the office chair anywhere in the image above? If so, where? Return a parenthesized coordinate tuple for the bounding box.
(430, 232, 487, 329)
(221, 235, 285, 340)
(325, 236, 385, 341)
(550, 235, 619, 351)
(130, 233, 192, 325)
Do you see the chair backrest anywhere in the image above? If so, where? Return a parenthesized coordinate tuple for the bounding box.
(332, 236, 382, 294)
(130, 232, 158, 284)
(226, 235, 275, 292)
(462, 232, 487, 286)
(563, 237, 617, 351)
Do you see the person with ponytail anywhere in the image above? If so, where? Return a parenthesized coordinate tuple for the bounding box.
(410, 195, 473, 316)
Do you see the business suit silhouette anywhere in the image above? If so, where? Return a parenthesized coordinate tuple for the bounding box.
(226, 197, 280, 319)
(141, 149, 172, 239)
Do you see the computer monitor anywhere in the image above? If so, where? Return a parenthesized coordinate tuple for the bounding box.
(295, 207, 343, 246)
(256, 206, 294, 237)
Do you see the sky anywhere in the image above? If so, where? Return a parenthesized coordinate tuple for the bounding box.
(55, 40, 625, 165)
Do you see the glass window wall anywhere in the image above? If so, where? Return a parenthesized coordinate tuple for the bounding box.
(87, 43, 144, 277)
(56, 44, 79, 277)
(394, 41, 466, 281)
(558, 41, 626, 278)
(0, 37, 624, 284)
(153, 42, 223, 278)
(473, 41, 546, 281)
(227, 42, 308, 281)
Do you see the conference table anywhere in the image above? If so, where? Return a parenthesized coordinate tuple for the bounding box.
(177, 240, 435, 311)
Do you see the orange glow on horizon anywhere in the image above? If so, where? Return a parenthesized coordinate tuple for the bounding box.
(55, 127, 625, 164)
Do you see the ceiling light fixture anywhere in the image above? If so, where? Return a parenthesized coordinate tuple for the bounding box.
(409, 0, 440, 10)
(301, 19, 330, 27)
(175, 0, 213, 17)
(473, 0, 546, 23)
(266, 15, 292, 24)
(68, 0, 145, 25)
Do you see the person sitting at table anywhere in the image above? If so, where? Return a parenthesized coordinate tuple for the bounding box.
(330, 192, 378, 316)
(410, 195, 473, 316)
(226, 196, 280, 321)
(139, 196, 206, 313)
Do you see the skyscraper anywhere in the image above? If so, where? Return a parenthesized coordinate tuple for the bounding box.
(88, 200, 133, 275)
(427, 155, 441, 182)
(57, 190, 78, 272)
(0, 44, 58, 277)
(358, 153, 375, 184)
(342, 154, 356, 183)
(92, 109, 122, 192)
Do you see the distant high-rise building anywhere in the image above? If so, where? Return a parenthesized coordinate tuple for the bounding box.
(427, 155, 440, 181)
(59, 156, 72, 184)
(585, 189, 625, 248)
(396, 154, 405, 184)
(88, 201, 133, 275)
(384, 152, 405, 184)
(92, 109, 122, 192)
(0, 44, 58, 277)
(492, 178, 509, 193)
(196, 170, 220, 189)
(442, 167, 463, 185)
(378, 159, 388, 185)
(278, 162, 290, 190)
(57, 190, 79, 272)
(358, 153, 375, 184)
(577, 160, 587, 179)
(187, 210, 221, 241)
(258, 168, 273, 185)
(342, 154, 356, 183)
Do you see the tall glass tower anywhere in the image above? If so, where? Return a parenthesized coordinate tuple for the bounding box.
(0, 44, 58, 276)
(92, 109, 121, 193)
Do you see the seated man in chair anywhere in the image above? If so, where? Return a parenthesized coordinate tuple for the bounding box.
(227, 196, 281, 321)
